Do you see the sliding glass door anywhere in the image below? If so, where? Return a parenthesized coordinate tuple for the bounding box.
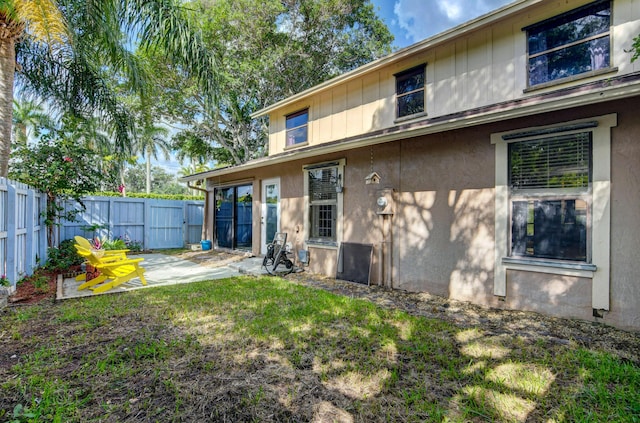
(214, 184, 253, 250)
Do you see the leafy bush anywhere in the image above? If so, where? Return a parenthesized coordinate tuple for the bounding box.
(125, 239, 143, 252)
(46, 239, 83, 271)
(89, 192, 204, 200)
(102, 238, 127, 250)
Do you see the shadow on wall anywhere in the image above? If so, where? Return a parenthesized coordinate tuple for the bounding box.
(394, 188, 494, 305)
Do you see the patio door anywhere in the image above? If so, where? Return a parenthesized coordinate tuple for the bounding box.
(214, 184, 253, 250)
(261, 178, 280, 255)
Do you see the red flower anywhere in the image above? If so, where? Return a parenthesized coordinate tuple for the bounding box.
(63, 156, 72, 162)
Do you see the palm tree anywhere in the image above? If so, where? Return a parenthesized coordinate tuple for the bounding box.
(12, 98, 53, 145)
(2, 0, 218, 178)
(136, 122, 171, 194)
(0, 0, 66, 176)
(178, 162, 210, 196)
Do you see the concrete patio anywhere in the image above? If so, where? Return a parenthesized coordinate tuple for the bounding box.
(57, 253, 267, 300)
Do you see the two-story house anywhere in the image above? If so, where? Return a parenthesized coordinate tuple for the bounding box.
(181, 0, 640, 331)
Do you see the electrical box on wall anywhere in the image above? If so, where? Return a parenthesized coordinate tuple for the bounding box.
(376, 188, 395, 215)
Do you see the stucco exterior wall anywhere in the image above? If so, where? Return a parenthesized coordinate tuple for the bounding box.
(607, 100, 640, 330)
(206, 98, 640, 331)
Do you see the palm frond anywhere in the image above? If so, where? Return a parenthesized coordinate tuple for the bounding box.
(16, 0, 68, 45)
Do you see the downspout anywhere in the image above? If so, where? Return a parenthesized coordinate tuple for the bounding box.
(187, 183, 209, 241)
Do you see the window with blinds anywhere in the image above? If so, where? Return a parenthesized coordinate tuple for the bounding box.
(509, 131, 592, 262)
(509, 132, 592, 191)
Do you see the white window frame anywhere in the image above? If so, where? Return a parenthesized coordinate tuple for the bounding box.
(303, 159, 345, 248)
(492, 114, 615, 310)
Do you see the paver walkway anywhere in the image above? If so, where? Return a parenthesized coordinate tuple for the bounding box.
(58, 253, 265, 300)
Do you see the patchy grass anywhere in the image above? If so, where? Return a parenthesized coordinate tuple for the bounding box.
(1, 275, 638, 422)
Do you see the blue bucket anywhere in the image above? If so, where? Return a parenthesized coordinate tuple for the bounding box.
(201, 240, 212, 251)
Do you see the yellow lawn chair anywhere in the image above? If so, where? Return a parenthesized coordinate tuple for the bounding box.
(75, 246, 147, 294)
(74, 236, 130, 258)
(73, 236, 130, 282)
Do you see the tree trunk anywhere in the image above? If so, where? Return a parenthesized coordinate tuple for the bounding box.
(146, 148, 151, 194)
(0, 35, 17, 178)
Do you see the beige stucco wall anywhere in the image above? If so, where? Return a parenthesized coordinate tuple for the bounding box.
(207, 97, 640, 331)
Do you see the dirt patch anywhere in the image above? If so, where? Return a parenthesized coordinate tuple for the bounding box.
(175, 248, 640, 365)
(284, 272, 640, 366)
(7, 270, 57, 305)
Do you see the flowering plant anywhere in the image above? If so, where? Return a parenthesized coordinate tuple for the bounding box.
(91, 237, 103, 250)
(0, 274, 10, 287)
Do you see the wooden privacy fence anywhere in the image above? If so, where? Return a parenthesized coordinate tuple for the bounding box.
(60, 196, 204, 250)
(0, 178, 48, 288)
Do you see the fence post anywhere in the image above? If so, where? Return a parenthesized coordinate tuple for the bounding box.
(143, 198, 150, 250)
(6, 182, 17, 285)
(183, 202, 188, 247)
(42, 193, 49, 262)
(108, 196, 115, 240)
(25, 189, 35, 275)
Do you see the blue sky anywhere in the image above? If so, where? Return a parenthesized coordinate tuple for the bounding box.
(370, 0, 513, 49)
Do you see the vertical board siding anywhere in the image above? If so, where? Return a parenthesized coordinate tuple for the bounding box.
(0, 179, 7, 279)
(60, 196, 204, 250)
(0, 178, 48, 287)
(147, 201, 184, 249)
(186, 202, 204, 244)
(1, 184, 202, 288)
(112, 199, 144, 243)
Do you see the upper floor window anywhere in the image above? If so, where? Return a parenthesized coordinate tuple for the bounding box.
(286, 109, 308, 146)
(395, 65, 425, 118)
(526, 0, 611, 87)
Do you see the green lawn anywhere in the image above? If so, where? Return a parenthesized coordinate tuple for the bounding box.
(1, 276, 638, 422)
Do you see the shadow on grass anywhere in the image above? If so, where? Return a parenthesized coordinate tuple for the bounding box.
(1, 276, 638, 422)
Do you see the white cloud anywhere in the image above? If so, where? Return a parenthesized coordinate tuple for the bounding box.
(393, 0, 512, 44)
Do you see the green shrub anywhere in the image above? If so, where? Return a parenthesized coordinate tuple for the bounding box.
(88, 192, 204, 200)
(102, 238, 127, 250)
(46, 239, 83, 271)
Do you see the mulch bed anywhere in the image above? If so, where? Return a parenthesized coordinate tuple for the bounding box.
(7, 271, 58, 305)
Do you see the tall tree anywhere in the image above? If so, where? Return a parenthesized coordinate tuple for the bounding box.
(124, 162, 187, 195)
(9, 132, 104, 247)
(2, 0, 218, 177)
(136, 121, 171, 194)
(0, 0, 66, 176)
(151, 0, 393, 166)
(12, 98, 53, 145)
